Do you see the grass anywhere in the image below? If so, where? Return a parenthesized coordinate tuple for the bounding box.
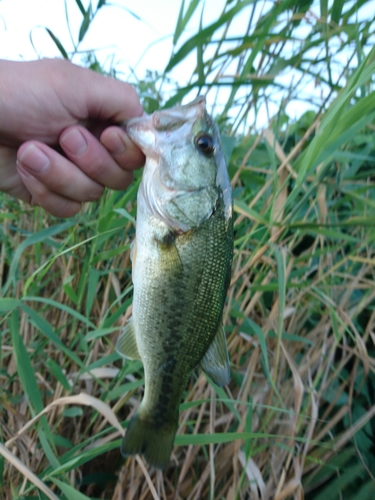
(1, 0, 375, 498)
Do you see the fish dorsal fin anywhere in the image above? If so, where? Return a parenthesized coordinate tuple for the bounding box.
(116, 318, 141, 360)
(200, 325, 230, 387)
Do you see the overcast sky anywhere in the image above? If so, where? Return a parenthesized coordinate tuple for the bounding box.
(0, 0, 223, 83)
(1, 0, 373, 127)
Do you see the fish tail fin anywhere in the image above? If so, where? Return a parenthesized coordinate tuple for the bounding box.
(121, 413, 178, 469)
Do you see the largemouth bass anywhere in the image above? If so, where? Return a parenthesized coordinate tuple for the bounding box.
(116, 97, 233, 469)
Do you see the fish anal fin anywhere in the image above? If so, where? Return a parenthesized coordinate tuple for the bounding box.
(200, 325, 230, 387)
(116, 318, 141, 360)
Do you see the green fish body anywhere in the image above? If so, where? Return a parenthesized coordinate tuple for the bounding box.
(116, 97, 233, 469)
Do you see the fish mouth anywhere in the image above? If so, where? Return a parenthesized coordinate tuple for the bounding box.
(124, 97, 207, 152)
(151, 96, 206, 131)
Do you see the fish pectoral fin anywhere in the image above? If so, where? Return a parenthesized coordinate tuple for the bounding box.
(130, 239, 137, 280)
(200, 325, 230, 387)
(116, 318, 141, 360)
(154, 230, 183, 270)
(130, 238, 137, 265)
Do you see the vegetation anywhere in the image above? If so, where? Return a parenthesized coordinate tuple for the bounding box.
(1, 0, 375, 498)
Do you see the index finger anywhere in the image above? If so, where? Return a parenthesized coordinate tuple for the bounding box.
(82, 70, 144, 123)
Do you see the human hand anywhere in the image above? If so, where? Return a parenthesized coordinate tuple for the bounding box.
(0, 58, 145, 217)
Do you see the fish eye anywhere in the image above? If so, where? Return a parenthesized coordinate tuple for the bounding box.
(194, 133, 215, 157)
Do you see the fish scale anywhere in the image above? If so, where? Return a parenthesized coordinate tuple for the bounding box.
(116, 97, 233, 468)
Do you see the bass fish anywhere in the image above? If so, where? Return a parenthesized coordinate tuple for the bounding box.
(116, 97, 233, 469)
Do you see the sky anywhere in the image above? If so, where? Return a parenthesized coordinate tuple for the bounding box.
(0, 0, 219, 84)
(1, 0, 373, 128)
(0, 0, 252, 122)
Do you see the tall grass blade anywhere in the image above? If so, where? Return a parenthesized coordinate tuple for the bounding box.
(45, 28, 69, 59)
(50, 478, 91, 500)
(9, 310, 60, 468)
(173, 0, 202, 45)
(165, 0, 254, 72)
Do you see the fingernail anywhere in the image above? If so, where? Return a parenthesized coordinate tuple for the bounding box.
(60, 128, 88, 156)
(18, 144, 50, 173)
(103, 130, 127, 155)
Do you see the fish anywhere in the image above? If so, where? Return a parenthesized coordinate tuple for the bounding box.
(116, 97, 233, 469)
